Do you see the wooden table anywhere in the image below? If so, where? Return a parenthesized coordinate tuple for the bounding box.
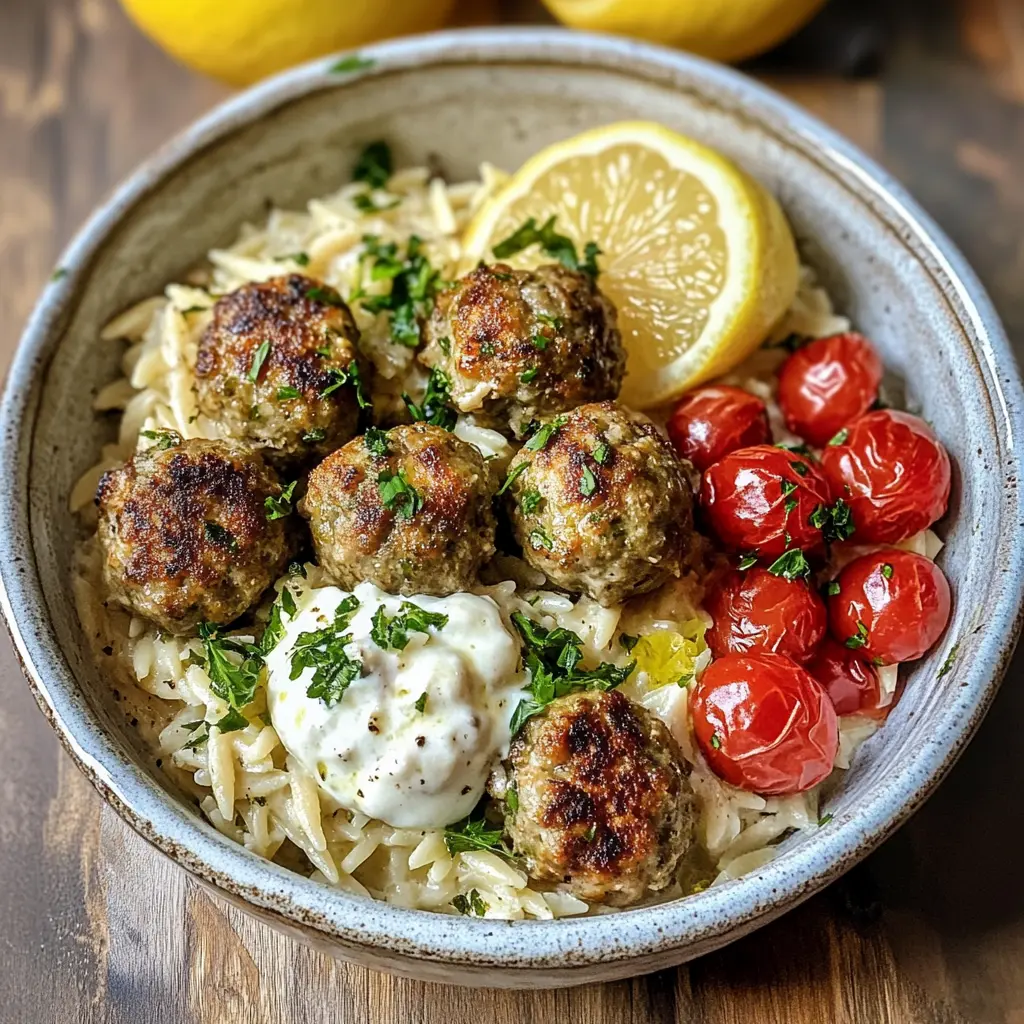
(2, 0, 1023, 1021)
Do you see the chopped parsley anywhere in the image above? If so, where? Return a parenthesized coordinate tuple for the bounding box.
(352, 140, 392, 190)
(491, 216, 601, 278)
(845, 621, 870, 650)
(520, 490, 543, 515)
(619, 633, 640, 654)
(810, 499, 856, 544)
(451, 890, 489, 917)
(766, 548, 811, 580)
(414, 692, 428, 714)
(828, 428, 850, 446)
(827, 580, 841, 596)
(305, 284, 345, 307)
(360, 234, 443, 347)
(198, 622, 264, 731)
(710, 733, 723, 750)
(524, 415, 567, 452)
(364, 426, 390, 458)
(737, 553, 758, 570)
(277, 251, 310, 266)
(529, 527, 554, 551)
(579, 464, 598, 497)
(302, 427, 327, 443)
(937, 639, 961, 678)
(592, 442, 612, 466)
(791, 460, 810, 476)
(817, 813, 834, 827)
(351, 192, 400, 214)
(330, 54, 375, 73)
(781, 478, 798, 497)
(320, 360, 371, 408)
(437, 336, 451, 356)
(204, 521, 238, 552)
(403, 367, 457, 430)
(280, 587, 297, 618)
(370, 602, 449, 651)
(583, 823, 597, 843)
(276, 385, 300, 401)
(529, 333, 550, 351)
(881, 562, 894, 579)
(497, 461, 529, 495)
(288, 596, 363, 708)
(506, 784, 519, 813)
(378, 469, 422, 519)
(264, 480, 297, 521)
(247, 340, 271, 382)
(508, 613, 635, 735)
(520, 367, 539, 384)
(443, 813, 507, 856)
(140, 428, 181, 450)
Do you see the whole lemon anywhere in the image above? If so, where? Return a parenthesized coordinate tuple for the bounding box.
(540, 0, 827, 64)
(119, 0, 458, 87)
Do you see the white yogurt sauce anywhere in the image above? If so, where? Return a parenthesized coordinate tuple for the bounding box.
(264, 581, 529, 828)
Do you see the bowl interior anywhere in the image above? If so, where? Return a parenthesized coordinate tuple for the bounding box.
(7, 33, 1022, 984)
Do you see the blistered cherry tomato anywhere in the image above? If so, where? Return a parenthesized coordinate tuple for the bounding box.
(691, 652, 839, 795)
(667, 385, 771, 472)
(700, 445, 832, 559)
(705, 568, 826, 663)
(827, 550, 951, 664)
(778, 333, 883, 447)
(820, 410, 951, 544)
(806, 637, 882, 717)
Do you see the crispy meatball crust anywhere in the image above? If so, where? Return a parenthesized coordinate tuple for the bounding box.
(96, 438, 292, 635)
(506, 401, 696, 606)
(421, 263, 624, 437)
(299, 423, 497, 596)
(194, 274, 370, 466)
(503, 689, 696, 906)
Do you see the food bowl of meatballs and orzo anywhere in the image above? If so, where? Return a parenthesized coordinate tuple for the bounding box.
(4, 31, 1023, 987)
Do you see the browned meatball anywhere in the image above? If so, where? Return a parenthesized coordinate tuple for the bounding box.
(300, 423, 496, 596)
(420, 263, 624, 437)
(504, 401, 696, 606)
(501, 689, 696, 906)
(194, 274, 370, 466)
(96, 436, 292, 635)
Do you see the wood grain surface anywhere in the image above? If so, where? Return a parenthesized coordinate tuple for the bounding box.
(1, 0, 1023, 1021)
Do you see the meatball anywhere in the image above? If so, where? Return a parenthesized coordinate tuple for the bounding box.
(96, 437, 292, 635)
(194, 274, 370, 466)
(420, 262, 624, 437)
(501, 689, 696, 906)
(505, 401, 696, 606)
(300, 423, 497, 596)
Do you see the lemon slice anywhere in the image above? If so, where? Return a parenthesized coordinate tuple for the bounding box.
(461, 122, 799, 409)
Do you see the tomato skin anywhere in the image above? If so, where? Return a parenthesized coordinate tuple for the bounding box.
(828, 550, 951, 664)
(700, 445, 832, 558)
(705, 568, 826, 664)
(667, 385, 770, 472)
(806, 637, 882, 717)
(778, 333, 883, 447)
(691, 652, 839, 795)
(819, 410, 951, 544)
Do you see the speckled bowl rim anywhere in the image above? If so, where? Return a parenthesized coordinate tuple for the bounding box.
(3, 27, 1023, 977)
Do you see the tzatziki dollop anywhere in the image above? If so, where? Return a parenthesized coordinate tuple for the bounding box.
(264, 581, 528, 828)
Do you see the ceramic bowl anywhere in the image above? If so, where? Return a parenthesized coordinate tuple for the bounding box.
(2, 28, 1022, 989)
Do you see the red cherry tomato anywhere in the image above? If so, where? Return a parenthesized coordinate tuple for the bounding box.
(820, 410, 951, 544)
(827, 550, 951, 664)
(806, 637, 882, 717)
(700, 445, 832, 559)
(777, 333, 882, 447)
(691, 652, 839, 795)
(667, 385, 770, 472)
(705, 568, 826, 664)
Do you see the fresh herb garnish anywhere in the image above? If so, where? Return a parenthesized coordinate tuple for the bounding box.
(414, 692, 428, 714)
(937, 639, 961, 678)
(378, 469, 422, 519)
(498, 461, 529, 495)
(583, 823, 597, 842)
(288, 597, 363, 708)
(492, 216, 601, 277)
(619, 633, 640, 654)
(140, 429, 181, 450)
(817, 813, 834, 827)
(710, 733, 723, 750)
(320, 360, 371, 408)
(580, 464, 598, 497)
(881, 563, 894, 579)
(264, 480, 297, 521)
(827, 580, 841, 596)
(791, 460, 810, 476)
(198, 622, 264, 729)
(330, 54, 375, 74)
(276, 385, 300, 401)
(781, 478, 798, 497)
(508, 613, 635, 735)
(280, 587, 297, 618)
(277, 251, 310, 266)
(529, 333, 549, 351)
(737, 553, 758, 570)
(403, 367, 457, 430)
(437, 336, 451, 356)
(845, 621, 869, 650)
(204, 521, 238, 552)
(506, 784, 519, 814)
(520, 490, 543, 515)
(828, 428, 849, 446)
(247, 340, 271, 382)
(520, 367, 539, 384)
(593, 442, 612, 466)
(810, 499, 856, 544)
(352, 140, 392, 189)
(351, 192, 400, 214)
(451, 890, 489, 917)
(529, 528, 554, 551)
(305, 284, 345, 307)
(443, 813, 507, 856)
(766, 548, 811, 580)
(364, 426, 390, 458)
(524, 415, 567, 452)
(302, 428, 327, 443)
(360, 234, 443, 347)
(370, 601, 449, 651)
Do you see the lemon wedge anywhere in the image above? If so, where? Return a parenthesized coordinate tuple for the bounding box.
(461, 122, 799, 409)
